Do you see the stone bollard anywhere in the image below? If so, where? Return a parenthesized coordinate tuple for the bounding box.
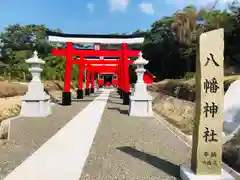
(20, 51, 52, 117)
(128, 52, 153, 117)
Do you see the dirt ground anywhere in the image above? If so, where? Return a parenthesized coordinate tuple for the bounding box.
(0, 81, 77, 122)
(0, 81, 27, 98)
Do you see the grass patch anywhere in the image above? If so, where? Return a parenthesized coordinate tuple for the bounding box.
(0, 104, 21, 123)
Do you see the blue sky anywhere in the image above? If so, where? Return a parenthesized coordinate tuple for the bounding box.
(0, 0, 230, 34)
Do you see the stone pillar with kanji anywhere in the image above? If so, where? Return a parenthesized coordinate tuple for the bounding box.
(128, 52, 153, 117)
(180, 29, 234, 180)
(20, 51, 52, 117)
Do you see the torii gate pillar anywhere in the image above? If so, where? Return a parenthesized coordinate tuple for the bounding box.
(90, 71, 95, 94)
(77, 56, 84, 99)
(85, 65, 91, 96)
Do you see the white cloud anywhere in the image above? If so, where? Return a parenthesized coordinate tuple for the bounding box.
(194, 0, 232, 8)
(87, 3, 95, 13)
(108, 0, 129, 12)
(164, 0, 233, 9)
(139, 2, 154, 14)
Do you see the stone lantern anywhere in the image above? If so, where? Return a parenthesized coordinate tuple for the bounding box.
(20, 51, 52, 117)
(129, 52, 153, 117)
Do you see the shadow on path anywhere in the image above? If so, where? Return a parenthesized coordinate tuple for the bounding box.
(117, 146, 180, 179)
(108, 107, 129, 115)
(107, 100, 123, 105)
(109, 95, 120, 99)
(55, 96, 105, 105)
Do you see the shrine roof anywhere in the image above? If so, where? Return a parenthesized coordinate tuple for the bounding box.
(46, 30, 145, 39)
(46, 30, 145, 44)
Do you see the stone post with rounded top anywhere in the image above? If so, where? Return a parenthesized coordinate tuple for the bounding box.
(20, 51, 52, 117)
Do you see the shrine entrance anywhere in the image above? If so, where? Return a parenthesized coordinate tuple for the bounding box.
(86, 57, 118, 88)
(98, 73, 118, 87)
(104, 74, 112, 85)
(46, 30, 144, 106)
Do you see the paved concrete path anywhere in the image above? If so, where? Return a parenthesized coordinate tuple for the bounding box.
(79, 91, 191, 180)
(0, 89, 192, 180)
(0, 91, 109, 180)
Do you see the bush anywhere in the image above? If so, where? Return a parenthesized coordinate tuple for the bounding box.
(223, 75, 240, 93)
(183, 72, 195, 80)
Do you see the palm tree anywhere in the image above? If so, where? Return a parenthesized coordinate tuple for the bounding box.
(171, 1, 221, 72)
(171, 6, 202, 71)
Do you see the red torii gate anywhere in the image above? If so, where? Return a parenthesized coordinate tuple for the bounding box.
(84, 64, 119, 95)
(89, 65, 118, 72)
(84, 55, 119, 93)
(87, 64, 118, 90)
(47, 30, 144, 105)
(51, 42, 139, 105)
